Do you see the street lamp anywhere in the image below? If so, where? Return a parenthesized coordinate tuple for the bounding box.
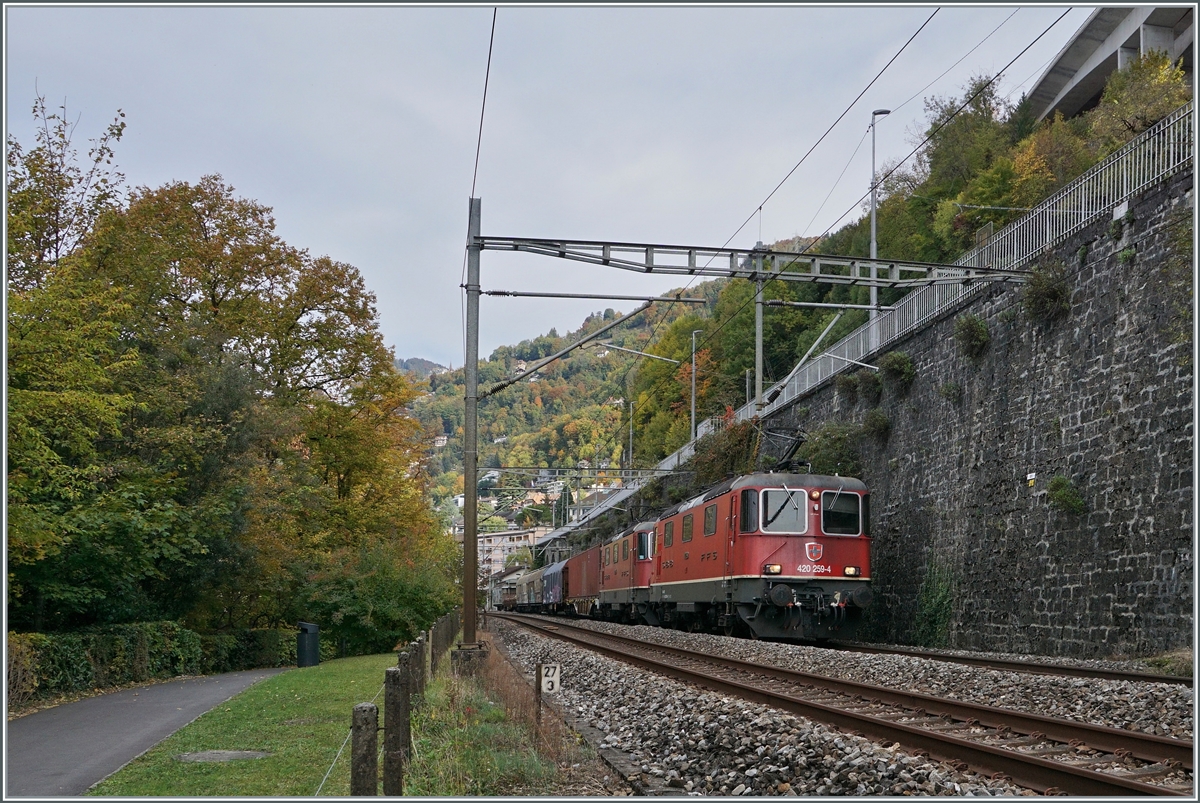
(691, 329, 703, 441)
(870, 108, 890, 352)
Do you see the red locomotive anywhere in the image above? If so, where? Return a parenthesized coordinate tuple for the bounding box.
(518, 471, 873, 641)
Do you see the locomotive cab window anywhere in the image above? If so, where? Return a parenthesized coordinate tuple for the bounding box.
(761, 488, 808, 533)
(682, 514, 693, 542)
(822, 491, 861, 535)
(739, 489, 758, 533)
(664, 521, 674, 547)
(703, 504, 717, 536)
(637, 531, 650, 560)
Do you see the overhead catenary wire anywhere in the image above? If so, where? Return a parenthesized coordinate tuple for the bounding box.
(693, 7, 1033, 394)
(569, 8, 941, 473)
(593, 8, 941, 421)
(888, 7, 1019, 118)
(806, 7, 1074, 245)
(713, 9, 1077, 391)
(462, 8, 499, 368)
(581, 8, 1075, 491)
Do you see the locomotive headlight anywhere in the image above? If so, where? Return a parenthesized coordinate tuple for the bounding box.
(763, 564, 782, 575)
(809, 490, 820, 500)
(844, 566, 861, 576)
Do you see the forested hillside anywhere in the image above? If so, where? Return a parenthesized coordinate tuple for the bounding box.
(7, 97, 458, 651)
(422, 55, 1189, 488)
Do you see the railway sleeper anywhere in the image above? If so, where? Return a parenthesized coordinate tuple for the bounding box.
(1116, 762, 1185, 780)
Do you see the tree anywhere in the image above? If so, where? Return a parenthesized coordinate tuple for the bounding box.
(1087, 51, 1191, 155)
(8, 114, 457, 639)
(6, 95, 126, 292)
(506, 546, 533, 568)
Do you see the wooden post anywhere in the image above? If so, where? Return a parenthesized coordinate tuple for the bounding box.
(383, 665, 409, 795)
(350, 703, 378, 796)
(534, 662, 543, 729)
(417, 635, 427, 695)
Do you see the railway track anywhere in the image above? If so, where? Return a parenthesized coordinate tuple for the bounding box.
(495, 613, 1192, 796)
(830, 642, 1193, 688)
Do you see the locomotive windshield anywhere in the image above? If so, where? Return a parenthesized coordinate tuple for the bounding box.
(822, 491, 861, 534)
(761, 488, 808, 533)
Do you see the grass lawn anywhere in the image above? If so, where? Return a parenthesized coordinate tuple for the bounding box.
(88, 652, 398, 796)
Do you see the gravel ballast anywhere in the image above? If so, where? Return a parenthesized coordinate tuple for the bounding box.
(496, 622, 1037, 796)
(554, 619, 1194, 741)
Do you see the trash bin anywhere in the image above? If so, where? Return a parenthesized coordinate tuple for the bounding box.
(297, 622, 320, 668)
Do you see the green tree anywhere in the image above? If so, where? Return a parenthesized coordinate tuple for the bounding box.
(1087, 51, 1191, 155)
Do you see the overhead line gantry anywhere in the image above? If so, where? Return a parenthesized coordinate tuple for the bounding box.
(460, 199, 1028, 648)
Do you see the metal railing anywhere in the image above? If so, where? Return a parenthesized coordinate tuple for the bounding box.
(663, 101, 1194, 457)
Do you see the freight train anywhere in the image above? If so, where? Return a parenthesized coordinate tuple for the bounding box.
(511, 471, 872, 640)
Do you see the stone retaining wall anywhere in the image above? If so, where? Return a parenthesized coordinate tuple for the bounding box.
(761, 169, 1193, 659)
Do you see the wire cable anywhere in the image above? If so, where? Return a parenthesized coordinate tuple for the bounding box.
(889, 8, 1019, 118)
(463, 9, 499, 367)
(590, 8, 940, 456)
(471, 8, 498, 199)
(587, 8, 1073, 485)
(315, 729, 353, 796)
(808, 7, 1073, 243)
(801, 125, 871, 239)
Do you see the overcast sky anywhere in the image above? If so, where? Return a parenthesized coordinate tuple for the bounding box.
(6, 4, 1092, 368)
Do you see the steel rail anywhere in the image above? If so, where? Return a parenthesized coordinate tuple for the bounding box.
(497, 614, 1189, 797)
(501, 615, 1191, 767)
(830, 643, 1194, 688)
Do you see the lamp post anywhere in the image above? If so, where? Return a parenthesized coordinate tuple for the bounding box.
(870, 109, 890, 353)
(691, 329, 703, 441)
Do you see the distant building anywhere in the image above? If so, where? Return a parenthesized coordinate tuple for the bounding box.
(477, 527, 551, 577)
(1027, 7, 1193, 121)
(433, 434, 448, 449)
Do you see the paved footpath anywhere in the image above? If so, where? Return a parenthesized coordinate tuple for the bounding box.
(6, 668, 287, 797)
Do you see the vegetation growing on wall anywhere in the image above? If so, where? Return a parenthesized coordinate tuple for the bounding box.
(835, 372, 859, 404)
(692, 420, 761, 487)
(1047, 475, 1086, 515)
(938, 381, 964, 405)
(878, 352, 916, 394)
(912, 562, 955, 648)
(861, 409, 891, 440)
(796, 422, 863, 477)
(953, 314, 990, 361)
(1023, 259, 1072, 322)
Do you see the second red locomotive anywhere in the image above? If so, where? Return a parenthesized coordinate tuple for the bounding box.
(517, 471, 873, 641)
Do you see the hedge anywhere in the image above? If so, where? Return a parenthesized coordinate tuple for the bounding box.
(7, 622, 335, 707)
(197, 628, 336, 674)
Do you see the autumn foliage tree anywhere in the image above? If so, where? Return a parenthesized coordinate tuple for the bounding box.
(7, 100, 455, 651)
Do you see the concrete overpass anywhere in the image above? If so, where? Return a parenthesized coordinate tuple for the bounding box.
(1027, 6, 1193, 121)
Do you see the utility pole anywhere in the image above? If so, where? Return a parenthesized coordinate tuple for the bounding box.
(628, 398, 634, 471)
(870, 109, 890, 354)
(690, 329, 703, 441)
(463, 198, 481, 647)
(753, 242, 765, 413)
